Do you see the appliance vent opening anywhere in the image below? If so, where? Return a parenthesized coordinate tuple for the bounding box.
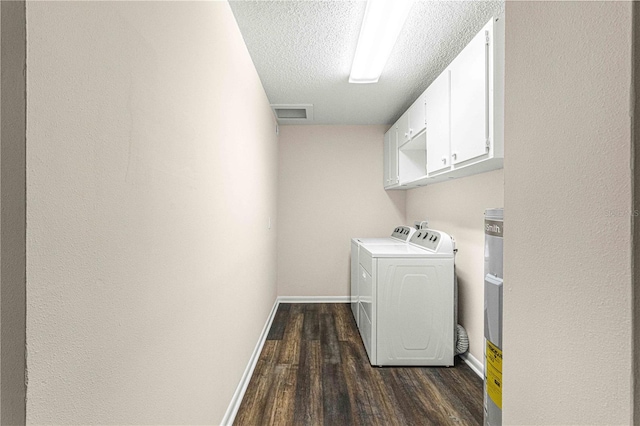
(271, 104, 314, 123)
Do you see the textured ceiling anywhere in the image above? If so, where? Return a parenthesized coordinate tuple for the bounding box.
(229, 0, 504, 125)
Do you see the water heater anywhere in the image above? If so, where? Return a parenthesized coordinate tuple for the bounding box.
(484, 208, 503, 426)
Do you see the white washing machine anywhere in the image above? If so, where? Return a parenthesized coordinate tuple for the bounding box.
(356, 228, 455, 367)
(350, 226, 416, 325)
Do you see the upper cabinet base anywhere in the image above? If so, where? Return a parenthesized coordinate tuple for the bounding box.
(395, 157, 503, 190)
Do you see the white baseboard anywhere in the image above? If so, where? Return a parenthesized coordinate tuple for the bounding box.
(460, 351, 484, 378)
(220, 298, 280, 426)
(277, 295, 350, 303)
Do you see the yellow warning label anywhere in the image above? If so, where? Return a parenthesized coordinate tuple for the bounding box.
(486, 339, 502, 371)
(486, 340, 502, 410)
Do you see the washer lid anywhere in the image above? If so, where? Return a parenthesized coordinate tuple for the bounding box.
(360, 243, 453, 259)
(354, 237, 406, 246)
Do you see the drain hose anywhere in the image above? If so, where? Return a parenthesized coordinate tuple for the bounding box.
(455, 324, 469, 355)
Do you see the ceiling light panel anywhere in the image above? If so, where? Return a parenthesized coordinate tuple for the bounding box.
(349, 0, 415, 84)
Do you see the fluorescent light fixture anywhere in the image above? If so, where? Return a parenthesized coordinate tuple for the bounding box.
(349, 0, 414, 84)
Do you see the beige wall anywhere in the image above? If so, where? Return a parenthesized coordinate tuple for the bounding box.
(405, 169, 503, 364)
(503, 2, 633, 424)
(277, 125, 405, 297)
(1, 1, 26, 424)
(25, 2, 278, 424)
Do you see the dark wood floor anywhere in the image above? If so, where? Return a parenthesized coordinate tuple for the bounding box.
(234, 303, 483, 426)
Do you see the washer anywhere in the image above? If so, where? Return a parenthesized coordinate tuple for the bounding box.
(350, 226, 416, 325)
(356, 228, 455, 367)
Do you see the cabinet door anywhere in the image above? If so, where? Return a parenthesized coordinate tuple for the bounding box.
(397, 111, 410, 146)
(425, 70, 451, 175)
(408, 93, 426, 138)
(383, 127, 399, 188)
(389, 126, 399, 185)
(450, 22, 490, 165)
(383, 130, 391, 187)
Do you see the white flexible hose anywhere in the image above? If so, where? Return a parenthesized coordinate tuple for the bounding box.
(455, 324, 469, 355)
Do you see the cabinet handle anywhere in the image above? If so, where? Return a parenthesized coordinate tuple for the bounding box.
(409, 128, 413, 135)
(404, 132, 409, 138)
(442, 157, 447, 164)
(452, 153, 457, 161)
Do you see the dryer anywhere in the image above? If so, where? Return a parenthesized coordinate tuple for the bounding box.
(351, 226, 416, 325)
(356, 228, 455, 367)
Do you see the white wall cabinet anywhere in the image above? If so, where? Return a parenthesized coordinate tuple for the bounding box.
(397, 111, 411, 146)
(397, 88, 428, 185)
(408, 93, 427, 139)
(450, 20, 492, 166)
(383, 126, 399, 188)
(425, 70, 451, 176)
(384, 16, 504, 190)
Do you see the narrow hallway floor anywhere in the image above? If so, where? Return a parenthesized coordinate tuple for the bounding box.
(234, 303, 483, 425)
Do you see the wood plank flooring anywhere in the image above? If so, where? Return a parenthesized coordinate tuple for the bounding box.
(234, 303, 483, 426)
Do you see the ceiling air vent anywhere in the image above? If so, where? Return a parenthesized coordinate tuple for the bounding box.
(271, 104, 314, 124)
